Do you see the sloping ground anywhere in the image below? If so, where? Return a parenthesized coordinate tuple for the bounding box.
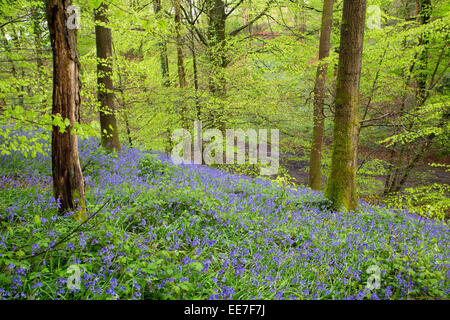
(0, 138, 449, 300)
(280, 150, 450, 192)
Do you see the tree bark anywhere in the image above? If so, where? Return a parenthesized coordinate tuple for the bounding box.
(154, 0, 172, 152)
(325, 0, 367, 211)
(45, 0, 86, 219)
(95, 2, 121, 153)
(154, 0, 170, 87)
(416, 0, 432, 106)
(175, 0, 188, 128)
(309, 0, 335, 191)
(31, 5, 44, 78)
(187, 0, 201, 122)
(207, 0, 227, 131)
(175, 0, 187, 89)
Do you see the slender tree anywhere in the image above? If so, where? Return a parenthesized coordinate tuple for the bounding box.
(154, 0, 170, 87)
(207, 0, 227, 97)
(325, 0, 367, 210)
(415, 0, 432, 105)
(309, 0, 335, 191)
(175, 0, 187, 89)
(174, 0, 188, 128)
(95, 2, 121, 152)
(384, 0, 434, 194)
(206, 0, 227, 132)
(45, 0, 86, 219)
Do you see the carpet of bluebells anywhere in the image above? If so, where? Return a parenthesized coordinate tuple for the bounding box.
(0, 136, 449, 300)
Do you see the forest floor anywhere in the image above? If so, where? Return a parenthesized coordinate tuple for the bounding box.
(1, 138, 449, 300)
(280, 149, 450, 192)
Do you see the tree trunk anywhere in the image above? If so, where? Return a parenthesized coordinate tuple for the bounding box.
(325, 0, 367, 211)
(154, 0, 170, 87)
(207, 0, 227, 96)
(45, 0, 86, 219)
(175, 0, 188, 128)
(308, 0, 335, 191)
(416, 0, 432, 106)
(175, 0, 187, 89)
(1, 27, 24, 107)
(154, 0, 172, 153)
(188, 2, 201, 123)
(117, 69, 133, 147)
(95, 2, 121, 153)
(206, 0, 227, 132)
(31, 5, 44, 78)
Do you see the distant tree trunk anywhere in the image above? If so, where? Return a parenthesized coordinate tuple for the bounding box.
(0, 27, 22, 106)
(207, 0, 227, 95)
(10, 26, 27, 103)
(175, 0, 187, 89)
(415, 0, 432, 105)
(309, 0, 335, 191)
(207, 0, 227, 131)
(325, 0, 367, 211)
(95, 2, 121, 153)
(154, 0, 172, 153)
(247, 0, 253, 36)
(391, 0, 433, 190)
(175, 0, 188, 128)
(31, 5, 44, 77)
(187, 0, 201, 122)
(117, 70, 133, 147)
(187, 0, 203, 161)
(154, 0, 170, 87)
(383, 0, 433, 194)
(45, 0, 86, 219)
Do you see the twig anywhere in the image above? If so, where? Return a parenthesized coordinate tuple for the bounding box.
(19, 199, 111, 260)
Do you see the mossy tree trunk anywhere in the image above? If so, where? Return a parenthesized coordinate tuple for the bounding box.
(207, 0, 227, 96)
(309, 0, 335, 191)
(207, 0, 227, 132)
(46, 0, 86, 219)
(95, 2, 121, 153)
(325, 0, 367, 211)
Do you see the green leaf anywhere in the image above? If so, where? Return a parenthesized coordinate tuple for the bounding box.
(190, 262, 203, 272)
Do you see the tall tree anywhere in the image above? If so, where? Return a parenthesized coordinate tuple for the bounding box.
(415, 0, 432, 105)
(154, 0, 170, 87)
(175, 0, 187, 89)
(309, 0, 335, 191)
(174, 0, 188, 128)
(45, 0, 86, 219)
(207, 0, 227, 97)
(206, 0, 227, 132)
(325, 0, 367, 210)
(95, 2, 121, 152)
